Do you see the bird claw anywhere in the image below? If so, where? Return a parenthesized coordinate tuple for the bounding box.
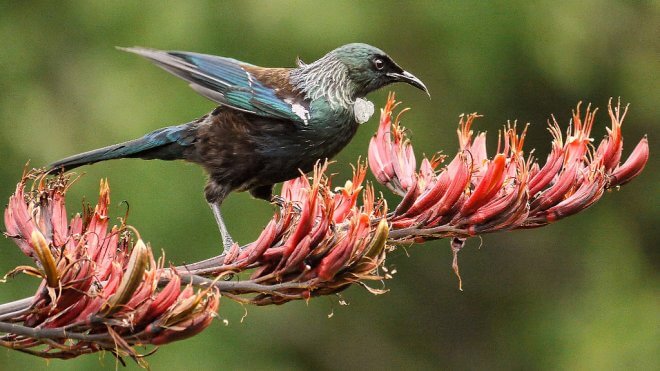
(271, 195, 302, 213)
(271, 195, 287, 208)
(221, 235, 235, 255)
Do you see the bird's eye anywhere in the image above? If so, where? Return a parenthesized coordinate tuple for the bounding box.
(373, 58, 385, 70)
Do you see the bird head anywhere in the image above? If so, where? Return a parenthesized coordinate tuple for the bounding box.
(331, 43, 429, 98)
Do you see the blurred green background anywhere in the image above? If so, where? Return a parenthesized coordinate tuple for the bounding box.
(0, 1, 657, 370)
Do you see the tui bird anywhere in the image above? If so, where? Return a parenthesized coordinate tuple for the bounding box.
(50, 43, 429, 252)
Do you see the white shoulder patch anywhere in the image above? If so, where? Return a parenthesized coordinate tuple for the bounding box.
(354, 98, 375, 124)
(286, 98, 310, 126)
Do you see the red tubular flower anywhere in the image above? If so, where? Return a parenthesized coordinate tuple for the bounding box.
(460, 153, 506, 216)
(332, 163, 367, 223)
(369, 92, 416, 196)
(608, 136, 649, 187)
(1, 173, 219, 363)
(528, 121, 565, 197)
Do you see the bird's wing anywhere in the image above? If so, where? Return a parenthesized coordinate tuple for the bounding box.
(119, 47, 307, 124)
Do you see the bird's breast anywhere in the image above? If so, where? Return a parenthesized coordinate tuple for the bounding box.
(250, 104, 359, 182)
(304, 102, 359, 156)
(195, 104, 360, 191)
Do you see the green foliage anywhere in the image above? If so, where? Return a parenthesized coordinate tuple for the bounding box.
(0, 1, 657, 369)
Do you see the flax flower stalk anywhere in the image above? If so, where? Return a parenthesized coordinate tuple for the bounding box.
(0, 93, 648, 366)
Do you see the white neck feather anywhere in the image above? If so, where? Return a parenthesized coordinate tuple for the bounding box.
(289, 54, 357, 110)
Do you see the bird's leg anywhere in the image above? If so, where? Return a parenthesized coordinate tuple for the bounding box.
(205, 181, 236, 253)
(209, 202, 234, 254)
(250, 185, 302, 213)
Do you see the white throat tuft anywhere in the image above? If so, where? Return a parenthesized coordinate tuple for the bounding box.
(353, 98, 374, 124)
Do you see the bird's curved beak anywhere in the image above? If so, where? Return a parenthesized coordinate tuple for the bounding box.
(387, 71, 430, 97)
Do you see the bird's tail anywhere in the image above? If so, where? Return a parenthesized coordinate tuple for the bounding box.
(49, 123, 197, 172)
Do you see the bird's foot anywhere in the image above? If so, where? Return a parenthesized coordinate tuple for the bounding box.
(271, 195, 287, 208)
(222, 234, 235, 255)
(271, 195, 302, 213)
